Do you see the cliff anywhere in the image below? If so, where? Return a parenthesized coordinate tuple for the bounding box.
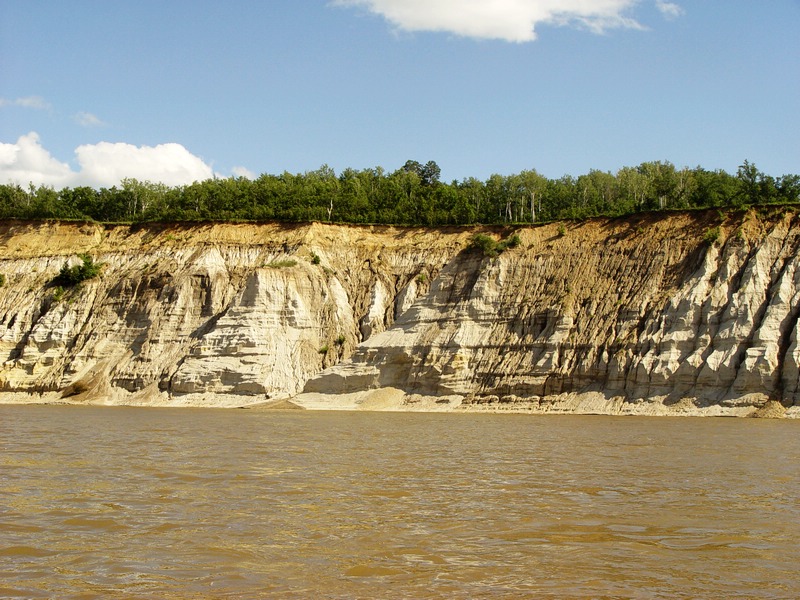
(1, 209, 799, 417)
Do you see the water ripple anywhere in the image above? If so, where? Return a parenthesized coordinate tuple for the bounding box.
(0, 406, 798, 599)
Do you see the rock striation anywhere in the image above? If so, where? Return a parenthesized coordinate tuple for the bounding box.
(1, 210, 799, 417)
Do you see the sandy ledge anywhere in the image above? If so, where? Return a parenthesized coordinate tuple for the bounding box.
(2, 388, 797, 418)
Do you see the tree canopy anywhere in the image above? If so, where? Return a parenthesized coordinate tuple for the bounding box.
(0, 160, 796, 226)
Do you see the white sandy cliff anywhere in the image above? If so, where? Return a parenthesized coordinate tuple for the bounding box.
(1, 210, 798, 417)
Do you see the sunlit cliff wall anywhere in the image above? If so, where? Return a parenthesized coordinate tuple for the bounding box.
(1, 209, 799, 417)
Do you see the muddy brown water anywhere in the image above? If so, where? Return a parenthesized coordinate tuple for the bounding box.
(1, 405, 798, 599)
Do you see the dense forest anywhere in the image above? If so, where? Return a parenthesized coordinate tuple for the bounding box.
(1, 160, 798, 226)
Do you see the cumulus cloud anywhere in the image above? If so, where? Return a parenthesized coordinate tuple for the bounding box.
(655, 1, 684, 19)
(75, 141, 215, 187)
(72, 111, 107, 127)
(333, 0, 646, 42)
(0, 96, 52, 110)
(0, 133, 74, 188)
(0, 132, 215, 188)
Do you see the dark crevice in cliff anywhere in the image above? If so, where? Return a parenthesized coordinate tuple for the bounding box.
(7, 310, 38, 363)
(776, 302, 800, 406)
(772, 232, 800, 405)
(446, 252, 485, 304)
(728, 229, 800, 397)
(688, 241, 756, 394)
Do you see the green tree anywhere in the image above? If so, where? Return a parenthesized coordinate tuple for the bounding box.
(402, 159, 441, 187)
(421, 160, 441, 186)
(518, 169, 548, 223)
(689, 168, 737, 208)
(547, 175, 577, 220)
(736, 160, 761, 206)
(776, 174, 800, 203)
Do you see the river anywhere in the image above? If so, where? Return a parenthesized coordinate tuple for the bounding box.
(1, 406, 798, 599)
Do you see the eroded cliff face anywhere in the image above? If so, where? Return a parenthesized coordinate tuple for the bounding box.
(1, 210, 799, 416)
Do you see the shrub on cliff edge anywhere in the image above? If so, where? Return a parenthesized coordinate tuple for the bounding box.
(468, 233, 521, 258)
(56, 254, 102, 287)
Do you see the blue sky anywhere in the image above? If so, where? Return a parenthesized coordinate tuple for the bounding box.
(1, 0, 798, 188)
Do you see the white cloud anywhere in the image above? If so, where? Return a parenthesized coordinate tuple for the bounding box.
(76, 141, 215, 187)
(0, 96, 52, 110)
(655, 1, 684, 19)
(0, 132, 215, 188)
(231, 166, 256, 179)
(0, 133, 74, 188)
(333, 0, 645, 42)
(73, 111, 107, 127)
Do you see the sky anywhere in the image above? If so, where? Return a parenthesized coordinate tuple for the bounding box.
(1, 0, 798, 188)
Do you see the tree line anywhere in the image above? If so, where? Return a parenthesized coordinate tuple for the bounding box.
(0, 159, 797, 226)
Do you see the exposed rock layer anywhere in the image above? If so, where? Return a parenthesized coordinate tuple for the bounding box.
(1, 210, 799, 417)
